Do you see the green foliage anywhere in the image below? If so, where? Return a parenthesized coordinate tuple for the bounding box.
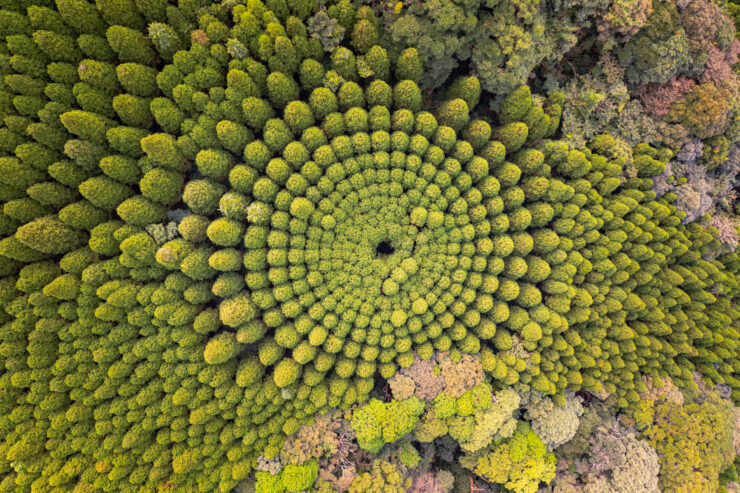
(348, 460, 411, 492)
(463, 421, 556, 493)
(395, 48, 423, 83)
(0, 2, 739, 492)
(545, 402, 661, 493)
(60, 109, 112, 143)
(148, 22, 184, 60)
(522, 391, 583, 450)
(379, 0, 576, 94)
(281, 460, 318, 491)
(183, 179, 225, 215)
(116, 62, 158, 97)
(351, 397, 425, 453)
(139, 168, 183, 204)
(669, 81, 735, 139)
(458, 387, 521, 453)
(106, 25, 156, 64)
(493, 122, 529, 154)
(398, 442, 421, 468)
(116, 195, 165, 226)
(204, 331, 240, 365)
(640, 389, 737, 492)
(436, 98, 469, 133)
(308, 8, 345, 53)
(140, 133, 185, 170)
(267, 72, 300, 109)
(151, 97, 185, 134)
(15, 216, 85, 254)
(393, 79, 421, 112)
(500, 86, 533, 125)
(273, 358, 301, 388)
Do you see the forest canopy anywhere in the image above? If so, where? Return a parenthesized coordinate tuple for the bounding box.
(0, 0, 739, 492)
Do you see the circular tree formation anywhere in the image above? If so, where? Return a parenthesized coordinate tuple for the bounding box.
(208, 86, 518, 386)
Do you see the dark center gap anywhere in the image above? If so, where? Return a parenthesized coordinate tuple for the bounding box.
(376, 240, 394, 256)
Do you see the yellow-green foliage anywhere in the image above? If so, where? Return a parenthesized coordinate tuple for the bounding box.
(279, 411, 342, 465)
(254, 460, 318, 492)
(0, 1, 739, 492)
(398, 442, 421, 468)
(462, 421, 556, 493)
(522, 391, 583, 450)
(379, 0, 580, 94)
(459, 387, 521, 453)
(545, 399, 660, 493)
(414, 382, 520, 454)
(203, 331, 240, 365)
(350, 397, 425, 453)
(640, 390, 737, 492)
(669, 81, 736, 139)
(347, 460, 411, 492)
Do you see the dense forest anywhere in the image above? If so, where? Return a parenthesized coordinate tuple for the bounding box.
(0, 0, 739, 492)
